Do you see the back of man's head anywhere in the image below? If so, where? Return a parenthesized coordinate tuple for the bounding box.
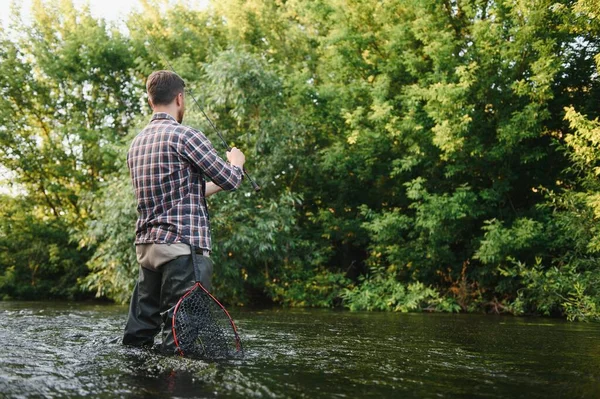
(146, 70, 185, 107)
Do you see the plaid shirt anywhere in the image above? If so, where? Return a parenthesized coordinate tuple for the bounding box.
(127, 112, 243, 250)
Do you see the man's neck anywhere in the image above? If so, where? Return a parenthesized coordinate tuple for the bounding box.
(153, 106, 179, 122)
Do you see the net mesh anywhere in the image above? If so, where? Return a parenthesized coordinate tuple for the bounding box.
(172, 284, 243, 359)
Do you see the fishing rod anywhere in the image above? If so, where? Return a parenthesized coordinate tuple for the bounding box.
(139, 26, 261, 192)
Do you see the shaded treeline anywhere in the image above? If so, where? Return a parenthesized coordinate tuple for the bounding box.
(1, 0, 599, 320)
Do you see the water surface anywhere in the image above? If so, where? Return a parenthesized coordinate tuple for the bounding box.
(1, 302, 599, 398)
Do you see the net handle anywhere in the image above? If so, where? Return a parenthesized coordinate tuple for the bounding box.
(190, 245, 202, 283)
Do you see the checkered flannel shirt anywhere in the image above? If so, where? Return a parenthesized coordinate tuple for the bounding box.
(127, 112, 243, 251)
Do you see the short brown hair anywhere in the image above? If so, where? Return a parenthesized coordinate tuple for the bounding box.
(146, 70, 185, 106)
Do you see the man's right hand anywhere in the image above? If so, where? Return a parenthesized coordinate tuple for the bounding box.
(226, 147, 246, 168)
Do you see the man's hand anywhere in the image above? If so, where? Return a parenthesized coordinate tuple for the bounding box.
(226, 147, 246, 168)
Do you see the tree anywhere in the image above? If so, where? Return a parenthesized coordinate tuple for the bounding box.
(0, 0, 140, 299)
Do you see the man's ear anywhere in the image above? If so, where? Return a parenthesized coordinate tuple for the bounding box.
(147, 97, 154, 109)
(175, 92, 183, 107)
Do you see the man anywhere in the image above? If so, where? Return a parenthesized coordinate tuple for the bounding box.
(122, 70, 246, 353)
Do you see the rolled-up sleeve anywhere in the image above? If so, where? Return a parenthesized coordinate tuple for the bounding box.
(180, 129, 243, 191)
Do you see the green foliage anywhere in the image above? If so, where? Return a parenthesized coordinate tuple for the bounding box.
(0, 0, 141, 227)
(0, 0, 140, 301)
(498, 258, 600, 321)
(267, 267, 351, 308)
(562, 282, 600, 322)
(475, 218, 545, 266)
(0, 194, 88, 300)
(342, 270, 460, 313)
(77, 139, 139, 304)
(2, 0, 600, 321)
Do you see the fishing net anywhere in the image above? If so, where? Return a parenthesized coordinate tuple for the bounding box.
(172, 283, 243, 359)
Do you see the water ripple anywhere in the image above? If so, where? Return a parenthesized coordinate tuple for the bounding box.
(1, 304, 600, 398)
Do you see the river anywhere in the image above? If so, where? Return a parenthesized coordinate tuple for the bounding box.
(0, 301, 599, 398)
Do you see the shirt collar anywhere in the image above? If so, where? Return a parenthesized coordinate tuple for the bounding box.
(151, 112, 178, 123)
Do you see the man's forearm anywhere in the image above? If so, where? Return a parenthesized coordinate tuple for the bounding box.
(205, 182, 223, 197)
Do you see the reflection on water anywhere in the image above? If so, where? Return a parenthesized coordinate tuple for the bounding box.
(1, 301, 600, 398)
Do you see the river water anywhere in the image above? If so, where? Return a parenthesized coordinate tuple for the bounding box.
(0, 301, 599, 398)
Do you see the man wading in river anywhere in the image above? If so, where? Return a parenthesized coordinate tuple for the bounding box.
(122, 70, 246, 353)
